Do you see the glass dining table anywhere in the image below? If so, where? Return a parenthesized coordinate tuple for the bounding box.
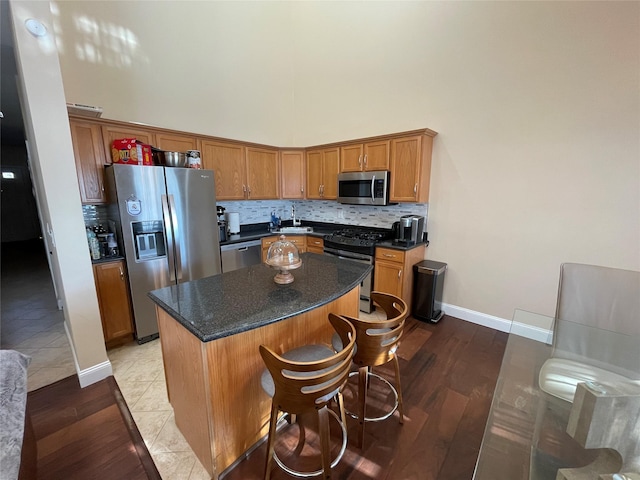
(473, 310, 640, 480)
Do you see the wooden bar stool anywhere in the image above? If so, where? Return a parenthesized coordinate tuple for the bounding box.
(260, 313, 356, 480)
(333, 291, 408, 448)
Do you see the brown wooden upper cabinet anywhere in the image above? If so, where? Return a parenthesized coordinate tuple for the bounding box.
(70, 119, 109, 204)
(390, 134, 433, 203)
(306, 148, 339, 200)
(70, 115, 436, 205)
(155, 132, 198, 153)
(280, 150, 305, 199)
(340, 140, 390, 173)
(200, 141, 279, 200)
(101, 125, 155, 163)
(200, 140, 246, 200)
(246, 147, 279, 199)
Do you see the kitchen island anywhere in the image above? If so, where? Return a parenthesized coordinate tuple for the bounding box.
(148, 252, 370, 478)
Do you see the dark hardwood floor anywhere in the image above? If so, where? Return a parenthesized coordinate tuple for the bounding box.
(223, 316, 508, 480)
(24, 315, 507, 480)
(26, 375, 161, 480)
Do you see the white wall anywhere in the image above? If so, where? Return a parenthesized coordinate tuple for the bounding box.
(9, 1, 110, 382)
(291, 2, 640, 319)
(52, 1, 295, 146)
(50, 1, 640, 324)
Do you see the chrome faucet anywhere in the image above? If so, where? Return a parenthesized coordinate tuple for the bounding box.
(291, 205, 301, 226)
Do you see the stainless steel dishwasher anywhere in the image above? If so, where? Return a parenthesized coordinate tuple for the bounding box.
(220, 239, 262, 273)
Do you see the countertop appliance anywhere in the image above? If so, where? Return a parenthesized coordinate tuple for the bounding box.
(105, 164, 221, 343)
(220, 239, 262, 273)
(393, 215, 425, 246)
(324, 227, 393, 313)
(217, 205, 227, 242)
(337, 170, 391, 206)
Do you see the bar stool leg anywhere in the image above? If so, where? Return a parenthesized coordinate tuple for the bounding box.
(336, 391, 347, 431)
(264, 402, 279, 480)
(318, 405, 332, 479)
(393, 356, 404, 424)
(357, 365, 369, 448)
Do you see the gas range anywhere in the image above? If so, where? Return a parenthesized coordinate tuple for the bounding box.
(323, 227, 393, 256)
(323, 227, 392, 313)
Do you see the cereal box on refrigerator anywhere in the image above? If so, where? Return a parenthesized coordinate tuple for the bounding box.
(111, 138, 153, 165)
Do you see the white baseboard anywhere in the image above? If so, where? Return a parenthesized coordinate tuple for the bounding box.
(65, 322, 113, 388)
(441, 303, 512, 332)
(77, 360, 113, 388)
(441, 303, 551, 342)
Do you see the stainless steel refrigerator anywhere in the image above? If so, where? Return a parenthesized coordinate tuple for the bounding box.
(105, 164, 221, 343)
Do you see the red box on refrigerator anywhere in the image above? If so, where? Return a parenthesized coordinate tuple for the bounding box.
(111, 138, 153, 165)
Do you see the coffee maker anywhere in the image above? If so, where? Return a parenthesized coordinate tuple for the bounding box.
(392, 215, 425, 246)
(216, 205, 227, 242)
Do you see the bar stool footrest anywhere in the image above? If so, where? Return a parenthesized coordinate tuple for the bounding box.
(273, 408, 348, 478)
(345, 371, 399, 422)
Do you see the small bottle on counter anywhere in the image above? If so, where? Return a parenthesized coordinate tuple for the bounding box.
(86, 228, 101, 260)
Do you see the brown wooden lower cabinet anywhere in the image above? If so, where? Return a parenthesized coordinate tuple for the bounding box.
(306, 236, 324, 254)
(374, 245, 426, 315)
(261, 235, 307, 262)
(93, 259, 135, 347)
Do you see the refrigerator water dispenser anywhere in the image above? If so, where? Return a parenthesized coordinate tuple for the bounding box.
(132, 221, 166, 260)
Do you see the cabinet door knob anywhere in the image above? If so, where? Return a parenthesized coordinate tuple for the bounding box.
(119, 267, 124, 280)
(383, 253, 396, 258)
(413, 183, 418, 194)
(364, 154, 368, 166)
(398, 269, 402, 279)
(358, 155, 362, 167)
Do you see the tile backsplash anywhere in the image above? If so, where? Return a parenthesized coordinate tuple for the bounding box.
(217, 200, 428, 230)
(82, 204, 110, 229)
(85, 200, 428, 232)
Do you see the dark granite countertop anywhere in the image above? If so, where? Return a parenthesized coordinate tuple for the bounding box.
(376, 240, 429, 251)
(147, 252, 372, 343)
(219, 221, 349, 246)
(91, 255, 125, 265)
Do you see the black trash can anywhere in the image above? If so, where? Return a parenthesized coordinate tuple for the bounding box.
(412, 260, 447, 323)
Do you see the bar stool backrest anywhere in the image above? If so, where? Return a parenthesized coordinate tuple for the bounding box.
(259, 314, 356, 415)
(344, 292, 408, 368)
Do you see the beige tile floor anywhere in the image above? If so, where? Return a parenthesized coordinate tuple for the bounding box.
(107, 306, 384, 479)
(0, 240, 207, 478)
(108, 339, 212, 480)
(1, 240, 77, 391)
(1, 239, 384, 479)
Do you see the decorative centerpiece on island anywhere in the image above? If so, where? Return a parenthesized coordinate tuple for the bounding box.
(265, 235, 302, 284)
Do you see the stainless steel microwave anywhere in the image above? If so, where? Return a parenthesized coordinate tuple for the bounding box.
(337, 170, 391, 206)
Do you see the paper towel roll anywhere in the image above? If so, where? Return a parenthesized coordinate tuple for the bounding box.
(226, 212, 240, 234)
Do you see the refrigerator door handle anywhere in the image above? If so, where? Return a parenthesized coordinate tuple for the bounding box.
(161, 194, 176, 282)
(168, 194, 183, 281)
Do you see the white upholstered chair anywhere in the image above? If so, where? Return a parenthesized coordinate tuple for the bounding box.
(538, 263, 640, 402)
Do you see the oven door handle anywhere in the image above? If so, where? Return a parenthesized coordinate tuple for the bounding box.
(337, 255, 364, 262)
(370, 175, 376, 203)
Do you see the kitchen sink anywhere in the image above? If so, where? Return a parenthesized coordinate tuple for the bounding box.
(278, 226, 313, 233)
